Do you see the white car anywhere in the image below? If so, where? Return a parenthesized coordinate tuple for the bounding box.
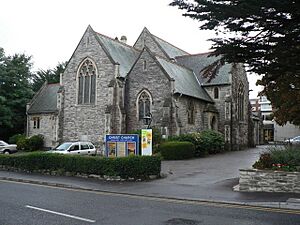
(49, 141, 97, 155)
(0, 140, 18, 154)
(285, 136, 300, 145)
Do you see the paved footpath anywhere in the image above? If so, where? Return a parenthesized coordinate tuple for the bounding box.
(1, 145, 300, 210)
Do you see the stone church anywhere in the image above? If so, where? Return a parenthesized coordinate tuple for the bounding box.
(26, 25, 250, 150)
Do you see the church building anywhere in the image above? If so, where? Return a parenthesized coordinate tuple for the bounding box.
(26, 25, 250, 150)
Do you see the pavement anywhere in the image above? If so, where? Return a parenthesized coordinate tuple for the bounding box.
(1, 145, 300, 210)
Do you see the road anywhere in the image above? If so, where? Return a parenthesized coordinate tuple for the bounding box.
(0, 180, 299, 225)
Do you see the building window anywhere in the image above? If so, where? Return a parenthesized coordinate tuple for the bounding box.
(225, 125, 230, 142)
(137, 91, 151, 120)
(78, 59, 96, 104)
(225, 101, 231, 120)
(187, 100, 195, 124)
(33, 117, 40, 129)
(143, 60, 147, 71)
(213, 87, 219, 99)
(237, 83, 244, 121)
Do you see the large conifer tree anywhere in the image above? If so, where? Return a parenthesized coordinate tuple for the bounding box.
(170, 0, 300, 125)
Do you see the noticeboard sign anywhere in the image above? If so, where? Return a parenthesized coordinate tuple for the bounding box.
(141, 129, 152, 156)
(105, 134, 139, 157)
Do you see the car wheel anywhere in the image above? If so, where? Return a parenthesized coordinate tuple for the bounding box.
(3, 150, 10, 155)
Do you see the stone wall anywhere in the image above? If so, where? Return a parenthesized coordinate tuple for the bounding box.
(62, 26, 115, 147)
(134, 28, 167, 59)
(175, 95, 207, 134)
(126, 49, 173, 133)
(203, 84, 231, 134)
(239, 169, 300, 193)
(28, 114, 59, 148)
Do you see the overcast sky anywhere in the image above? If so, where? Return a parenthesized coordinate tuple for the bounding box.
(0, 0, 262, 98)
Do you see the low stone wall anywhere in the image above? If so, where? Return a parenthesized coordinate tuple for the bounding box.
(239, 169, 300, 193)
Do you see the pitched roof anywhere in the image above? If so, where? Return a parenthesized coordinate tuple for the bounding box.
(155, 56, 213, 102)
(176, 53, 232, 86)
(27, 83, 60, 114)
(152, 34, 188, 59)
(96, 33, 140, 77)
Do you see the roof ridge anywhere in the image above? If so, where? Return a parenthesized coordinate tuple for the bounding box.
(154, 54, 194, 74)
(96, 32, 138, 52)
(176, 51, 214, 58)
(151, 33, 189, 55)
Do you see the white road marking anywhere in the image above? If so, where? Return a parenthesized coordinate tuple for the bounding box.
(25, 205, 96, 223)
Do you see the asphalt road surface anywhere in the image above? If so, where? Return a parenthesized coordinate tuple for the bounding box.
(0, 180, 299, 225)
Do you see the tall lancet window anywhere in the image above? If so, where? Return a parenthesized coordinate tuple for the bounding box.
(237, 83, 244, 121)
(137, 91, 151, 120)
(78, 59, 96, 104)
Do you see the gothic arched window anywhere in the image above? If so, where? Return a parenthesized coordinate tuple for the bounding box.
(237, 83, 244, 121)
(214, 87, 219, 99)
(78, 59, 96, 104)
(137, 91, 151, 120)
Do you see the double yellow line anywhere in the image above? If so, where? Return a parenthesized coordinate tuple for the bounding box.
(1, 179, 300, 215)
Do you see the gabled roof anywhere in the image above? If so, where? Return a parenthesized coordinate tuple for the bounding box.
(176, 53, 232, 86)
(27, 83, 60, 115)
(152, 34, 188, 59)
(95, 33, 140, 77)
(134, 27, 189, 59)
(155, 56, 213, 102)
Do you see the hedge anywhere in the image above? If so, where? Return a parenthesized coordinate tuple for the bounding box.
(0, 152, 161, 180)
(160, 141, 195, 160)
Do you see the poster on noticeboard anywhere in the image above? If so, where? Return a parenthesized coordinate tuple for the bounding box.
(105, 134, 139, 157)
(141, 129, 152, 156)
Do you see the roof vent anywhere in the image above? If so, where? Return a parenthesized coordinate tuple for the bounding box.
(120, 35, 127, 44)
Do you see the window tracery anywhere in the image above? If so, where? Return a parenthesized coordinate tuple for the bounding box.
(78, 59, 96, 104)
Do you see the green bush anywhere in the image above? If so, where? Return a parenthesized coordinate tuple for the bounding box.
(253, 147, 300, 171)
(168, 133, 207, 157)
(16, 135, 44, 152)
(28, 135, 44, 151)
(168, 130, 225, 157)
(252, 153, 273, 169)
(16, 137, 30, 151)
(0, 153, 161, 180)
(160, 141, 195, 160)
(9, 134, 26, 144)
(199, 130, 225, 154)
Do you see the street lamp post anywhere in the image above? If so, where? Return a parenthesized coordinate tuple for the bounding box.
(143, 113, 152, 129)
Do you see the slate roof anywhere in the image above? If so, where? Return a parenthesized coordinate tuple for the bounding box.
(96, 33, 140, 77)
(176, 53, 232, 86)
(27, 83, 60, 114)
(155, 56, 213, 102)
(152, 34, 188, 59)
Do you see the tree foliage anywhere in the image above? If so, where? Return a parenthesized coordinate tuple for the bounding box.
(170, 0, 300, 125)
(32, 61, 66, 92)
(0, 47, 34, 140)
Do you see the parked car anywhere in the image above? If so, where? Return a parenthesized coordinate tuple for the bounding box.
(0, 140, 18, 154)
(284, 136, 300, 145)
(48, 141, 97, 155)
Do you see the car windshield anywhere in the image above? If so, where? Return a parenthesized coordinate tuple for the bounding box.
(54, 143, 72, 151)
(0, 141, 8, 146)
